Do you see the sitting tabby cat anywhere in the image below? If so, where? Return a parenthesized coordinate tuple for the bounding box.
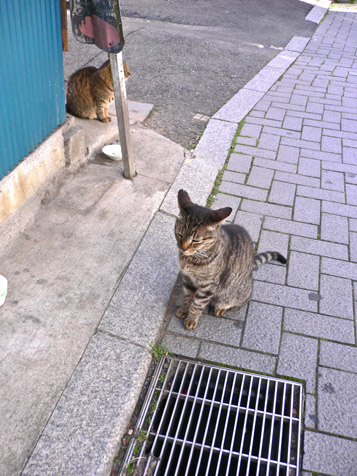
(175, 190, 287, 330)
(66, 60, 130, 123)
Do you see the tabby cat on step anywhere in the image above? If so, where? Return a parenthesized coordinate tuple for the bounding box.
(175, 190, 287, 330)
(66, 59, 130, 123)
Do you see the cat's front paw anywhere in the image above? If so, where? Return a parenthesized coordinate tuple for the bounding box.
(214, 307, 227, 317)
(184, 317, 198, 331)
(99, 116, 111, 123)
(176, 307, 187, 319)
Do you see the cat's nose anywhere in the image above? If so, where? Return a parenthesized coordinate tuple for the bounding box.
(181, 240, 191, 252)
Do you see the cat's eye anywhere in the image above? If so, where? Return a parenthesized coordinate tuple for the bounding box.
(192, 239, 201, 243)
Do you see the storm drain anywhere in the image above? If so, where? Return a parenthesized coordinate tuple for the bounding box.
(120, 357, 303, 476)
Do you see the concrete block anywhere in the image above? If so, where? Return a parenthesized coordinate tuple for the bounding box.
(343, 147, 356, 165)
(301, 126, 322, 142)
(290, 94, 308, 107)
(221, 170, 246, 184)
(269, 180, 296, 206)
(285, 36, 310, 53)
(263, 125, 300, 140)
(228, 154, 252, 173)
(241, 199, 292, 220)
(298, 157, 321, 178)
(287, 251, 320, 290)
(234, 210, 263, 242)
(294, 196, 321, 225)
(297, 185, 345, 203)
(219, 182, 268, 201)
(321, 136, 342, 154)
(161, 332, 199, 359)
(320, 341, 357, 373)
(306, 101, 324, 115)
(346, 184, 357, 206)
(321, 170, 345, 191)
(198, 342, 276, 374)
(321, 213, 349, 244)
(160, 157, 217, 216)
(267, 51, 300, 69)
(244, 67, 286, 93)
(257, 230, 289, 258)
(236, 136, 257, 146)
(240, 123, 262, 138)
(242, 301, 283, 354)
(290, 236, 348, 260)
(253, 158, 298, 176)
(99, 212, 179, 346)
(253, 99, 271, 112)
(253, 263, 287, 285)
(22, 332, 151, 476)
(257, 133, 280, 151)
(251, 281, 317, 312)
(321, 257, 357, 280)
(194, 118, 237, 169)
(275, 171, 320, 187)
(350, 232, 357, 262)
(63, 125, 87, 167)
(322, 200, 357, 219)
(263, 216, 317, 238)
(213, 89, 264, 123)
(277, 333, 318, 393)
(284, 309, 354, 343)
(277, 144, 300, 164)
(266, 107, 286, 121)
(303, 431, 357, 475)
(282, 116, 303, 131)
(301, 148, 341, 163)
(318, 367, 357, 438)
(305, 393, 317, 429)
(319, 274, 353, 319)
(323, 109, 341, 123)
(246, 116, 283, 128)
(247, 166, 274, 189)
(234, 144, 276, 160)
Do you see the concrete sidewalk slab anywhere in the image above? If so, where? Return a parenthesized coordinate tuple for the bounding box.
(0, 122, 185, 476)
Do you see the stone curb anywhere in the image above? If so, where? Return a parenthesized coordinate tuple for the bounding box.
(304, 0, 332, 24)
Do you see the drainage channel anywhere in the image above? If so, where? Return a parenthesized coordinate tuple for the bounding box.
(119, 357, 303, 476)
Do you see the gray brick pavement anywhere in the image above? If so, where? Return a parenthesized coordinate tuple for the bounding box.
(277, 333, 317, 393)
(241, 301, 282, 354)
(287, 251, 320, 290)
(162, 10, 357, 476)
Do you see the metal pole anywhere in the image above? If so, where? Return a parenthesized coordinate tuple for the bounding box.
(109, 52, 135, 179)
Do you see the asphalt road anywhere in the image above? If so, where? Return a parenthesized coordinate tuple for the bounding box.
(119, 0, 317, 148)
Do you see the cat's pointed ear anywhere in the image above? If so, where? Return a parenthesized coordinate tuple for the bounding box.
(178, 189, 193, 212)
(209, 207, 232, 225)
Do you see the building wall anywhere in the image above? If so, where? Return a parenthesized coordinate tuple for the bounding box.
(0, 0, 66, 180)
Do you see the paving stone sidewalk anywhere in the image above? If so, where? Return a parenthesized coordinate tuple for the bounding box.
(163, 11, 357, 475)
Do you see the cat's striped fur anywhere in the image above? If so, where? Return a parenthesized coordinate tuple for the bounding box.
(175, 190, 287, 330)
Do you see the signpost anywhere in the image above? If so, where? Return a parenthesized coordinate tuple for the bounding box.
(70, 0, 135, 178)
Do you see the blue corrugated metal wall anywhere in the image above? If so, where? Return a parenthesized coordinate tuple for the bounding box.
(0, 0, 66, 180)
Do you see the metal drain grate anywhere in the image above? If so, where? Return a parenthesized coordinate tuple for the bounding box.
(120, 357, 303, 476)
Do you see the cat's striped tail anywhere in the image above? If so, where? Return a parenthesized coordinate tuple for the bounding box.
(254, 251, 287, 269)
